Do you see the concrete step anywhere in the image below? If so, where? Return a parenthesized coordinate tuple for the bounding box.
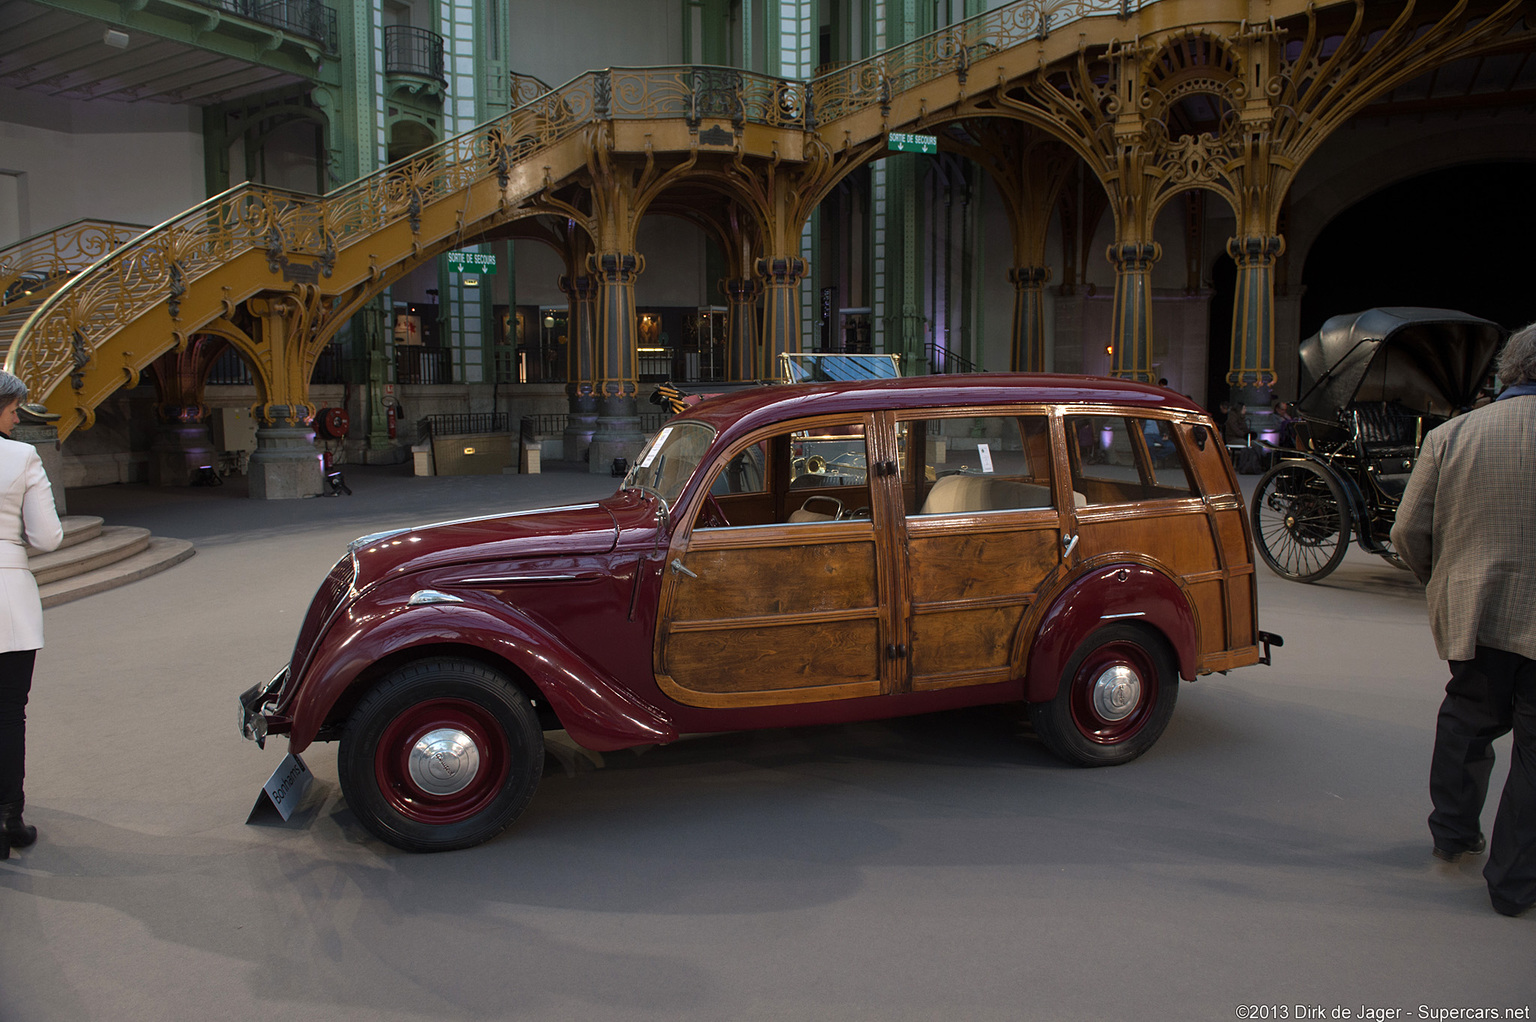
(31, 515, 105, 555)
(38, 537, 196, 609)
(29, 525, 151, 585)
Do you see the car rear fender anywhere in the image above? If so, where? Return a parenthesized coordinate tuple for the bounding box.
(1022, 562, 1198, 704)
(285, 593, 676, 754)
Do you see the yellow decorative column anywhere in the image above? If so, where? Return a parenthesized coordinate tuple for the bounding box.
(560, 273, 600, 463)
(588, 251, 647, 474)
(1227, 234, 1284, 396)
(1009, 266, 1051, 373)
(246, 294, 324, 499)
(1107, 241, 1160, 382)
(757, 256, 806, 379)
(720, 276, 763, 382)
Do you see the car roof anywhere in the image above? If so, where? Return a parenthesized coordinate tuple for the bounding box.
(680, 373, 1204, 436)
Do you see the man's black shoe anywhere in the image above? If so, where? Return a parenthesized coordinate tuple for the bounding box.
(1432, 834, 1487, 862)
(1490, 893, 1531, 918)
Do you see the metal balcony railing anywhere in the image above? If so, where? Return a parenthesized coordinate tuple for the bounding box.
(384, 26, 447, 84)
(396, 346, 453, 385)
(191, 1, 339, 53)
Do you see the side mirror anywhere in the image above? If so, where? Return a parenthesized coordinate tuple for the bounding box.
(1192, 425, 1208, 451)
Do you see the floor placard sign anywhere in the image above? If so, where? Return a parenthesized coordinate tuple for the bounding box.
(246, 753, 313, 823)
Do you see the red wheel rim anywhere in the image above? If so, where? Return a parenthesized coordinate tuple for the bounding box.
(374, 698, 512, 825)
(1067, 641, 1158, 745)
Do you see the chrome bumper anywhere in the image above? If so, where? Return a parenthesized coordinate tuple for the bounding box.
(238, 668, 289, 749)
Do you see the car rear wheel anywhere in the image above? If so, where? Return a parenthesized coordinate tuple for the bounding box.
(339, 658, 543, 852)
(1029, 625, 1178, 766)
(1251, 461, 1351, 582)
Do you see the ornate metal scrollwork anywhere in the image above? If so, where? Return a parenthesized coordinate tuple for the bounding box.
(167, 261, 186, 320)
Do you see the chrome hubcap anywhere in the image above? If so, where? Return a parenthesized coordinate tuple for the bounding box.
(1091, 665, 1142, 722)
(408, 728, 481, 796)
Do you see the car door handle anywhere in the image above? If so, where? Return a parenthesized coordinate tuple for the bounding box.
(1061, 533, 1079, 560)
(669, 558, 699, 579)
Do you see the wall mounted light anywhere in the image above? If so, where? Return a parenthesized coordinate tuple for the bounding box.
(103, 28, 130, 48)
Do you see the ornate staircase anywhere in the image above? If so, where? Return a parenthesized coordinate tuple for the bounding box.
(27, 516, 194, 609)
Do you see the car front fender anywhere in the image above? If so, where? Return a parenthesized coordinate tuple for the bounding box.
(284, 593, 676, 754)
(1022, 562, 1199, 704)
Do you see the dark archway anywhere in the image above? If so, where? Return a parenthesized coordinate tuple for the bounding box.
(1300, 162, 1536, 340)
(1205, 253, 1236, 415)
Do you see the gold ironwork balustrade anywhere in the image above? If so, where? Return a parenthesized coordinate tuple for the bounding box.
(810, 0, 1139, 126)
(0, 219, 147, 310)
(8, 0, 1523, 438)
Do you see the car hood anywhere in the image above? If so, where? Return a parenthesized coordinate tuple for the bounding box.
(348, 491, 659, 585)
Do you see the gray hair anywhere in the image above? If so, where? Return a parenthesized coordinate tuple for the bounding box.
(1498, 321, 1536, 386)
(0, 370, 28, 409)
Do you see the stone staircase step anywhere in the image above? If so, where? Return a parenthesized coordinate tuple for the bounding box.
(34, 515, 104, 554)
(38, 537, 196, 609)
(29, 524, 151, 585)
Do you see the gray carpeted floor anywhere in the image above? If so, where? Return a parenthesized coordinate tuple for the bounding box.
(2, 463, 1529, 1021)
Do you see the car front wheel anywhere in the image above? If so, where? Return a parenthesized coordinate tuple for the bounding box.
(339, 658, 543, 852)
(1029, 625, 1178, 767)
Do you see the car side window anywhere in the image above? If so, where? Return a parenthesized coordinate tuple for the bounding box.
(709, 442, 766, 495)
(1067, 414, 1199, 505)
(906, 414, 1056, 515)
(697, 423, 870, 528)
(789, 424, 867, 489)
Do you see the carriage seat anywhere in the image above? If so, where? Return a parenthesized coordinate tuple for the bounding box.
(1348, 402, 1419, 459)
(1349, 402, 1419, 500)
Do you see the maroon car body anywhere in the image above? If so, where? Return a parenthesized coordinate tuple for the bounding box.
(240, 374, 1277, 851)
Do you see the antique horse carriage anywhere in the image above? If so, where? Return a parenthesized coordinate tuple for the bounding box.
(1249, 308, 1506, 583)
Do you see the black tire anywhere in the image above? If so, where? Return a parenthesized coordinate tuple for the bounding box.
(1029, 625, 1178, 767)
(1250, 461, 1352, 583)
(338, 658, 543, 853)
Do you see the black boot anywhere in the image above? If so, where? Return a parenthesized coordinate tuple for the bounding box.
(0, 800, 36, 859)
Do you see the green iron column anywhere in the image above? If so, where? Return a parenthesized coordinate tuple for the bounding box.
(1107, 241, 1160, 382)
(757, 256, 805, 378)
(1009, 266, 1050, 372)
(1227, 234, 1284, 410)
(561, 273, 600, 463)
(589, 252, 647, 474)
(721, 276, 763, 382)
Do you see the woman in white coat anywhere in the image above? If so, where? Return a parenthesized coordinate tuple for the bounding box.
(0, 370, 62, 859)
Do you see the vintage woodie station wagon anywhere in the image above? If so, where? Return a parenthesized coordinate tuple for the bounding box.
(239, 373, 1279, 852)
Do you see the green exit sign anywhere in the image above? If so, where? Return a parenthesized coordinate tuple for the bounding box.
(888, 132, 938, 154)
(445, 251, 497, 274)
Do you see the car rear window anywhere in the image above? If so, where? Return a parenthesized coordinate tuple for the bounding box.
(1066, 414, 1199, 505)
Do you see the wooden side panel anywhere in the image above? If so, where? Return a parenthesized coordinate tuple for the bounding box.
(907, 527, 1058, 601)
(1186, 579, 1227, 657)
(1077, 506, 1219, 576)
(1211, 506, 1249, 565)
(911, 605, 1025, 680)
(659, 529, 885, 706)
(906, 523, 1060, 690)
(1226, 567, 1256, 647)
(670, 542, 878, 619)
(666, 620, 880, 694)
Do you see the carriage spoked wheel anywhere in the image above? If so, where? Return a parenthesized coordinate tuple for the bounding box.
(1250, 461, 1352, 583)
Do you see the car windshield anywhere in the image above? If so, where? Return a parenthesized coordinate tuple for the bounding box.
(623, 421, 716, 509)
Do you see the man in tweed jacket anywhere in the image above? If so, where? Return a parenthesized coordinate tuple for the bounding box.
(1392, 320, 1536, 918)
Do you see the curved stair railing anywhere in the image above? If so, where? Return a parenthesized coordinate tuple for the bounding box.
(810, 0, 1141, 127)
(4, 64, 814, 434)
(5, 0, 1218, 436)
(0, 219, 147, 339)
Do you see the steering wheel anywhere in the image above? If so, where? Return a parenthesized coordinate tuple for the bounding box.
(698, 494, 730, 528)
